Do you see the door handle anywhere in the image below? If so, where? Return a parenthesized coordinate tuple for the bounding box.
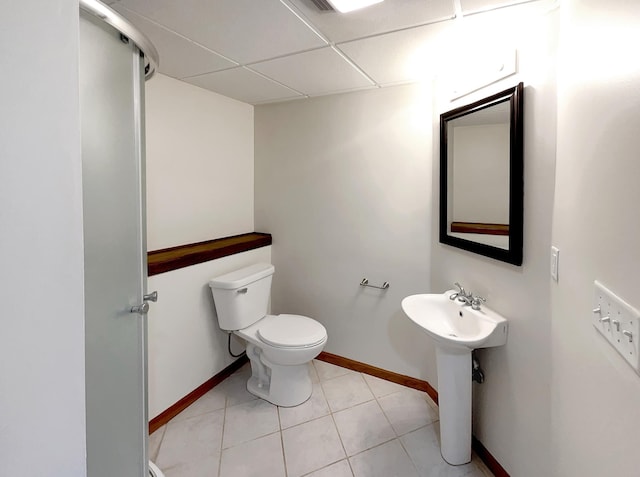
(144, 291, 158, 302)
(130, 302, 149, 315)
(130, 290, 158, 315)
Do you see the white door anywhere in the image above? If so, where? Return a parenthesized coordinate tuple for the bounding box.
(80, 11, 149, 477)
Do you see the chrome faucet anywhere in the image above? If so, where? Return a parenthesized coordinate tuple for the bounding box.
(449, 282, 486, 310)
(449, 282, 472, 305)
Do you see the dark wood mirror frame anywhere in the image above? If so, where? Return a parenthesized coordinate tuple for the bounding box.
(439, 82, 524, 266)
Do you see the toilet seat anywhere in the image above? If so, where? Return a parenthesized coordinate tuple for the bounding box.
(257, 314, 327, 349)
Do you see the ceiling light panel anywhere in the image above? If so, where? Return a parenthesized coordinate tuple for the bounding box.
(338, 21, 451, 85)
(287, 0, 455, 43)
(250, 46, 374, 96)
(327, 0, 384, 13)
(112, 5, 236, 78)
(118, 0, 327, 64)
(184, 67, 303, 104)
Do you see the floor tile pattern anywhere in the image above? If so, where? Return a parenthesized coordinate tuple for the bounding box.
(151, 360, 493, 477)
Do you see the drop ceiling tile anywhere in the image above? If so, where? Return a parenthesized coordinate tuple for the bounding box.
(112, 5, 236, 78)
(339, 21, 453, 85)
(287, 0, 456, 43)
(460, 0, 537, 15)
(250, 47, 374, 96)
(118, 0, 327, 64)
(183, 67, 303, 104)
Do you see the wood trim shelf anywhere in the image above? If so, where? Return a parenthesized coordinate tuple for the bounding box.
(147, 232, 272, 276)
(316, 352, 510, 477)
(450, 222, 509, 236)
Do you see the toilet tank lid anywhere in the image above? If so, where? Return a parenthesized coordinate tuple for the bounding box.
(209, 263, 274, 290)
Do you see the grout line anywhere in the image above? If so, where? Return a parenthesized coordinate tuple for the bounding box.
(217, 397, 229, 477)
(113, 4, 240, 66)
(276, 406, 289, 477)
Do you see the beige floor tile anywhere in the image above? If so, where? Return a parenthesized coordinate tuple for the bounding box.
(333, 400, 396, 456)
(220, 432, 285, 477)
(378, 389, 439, 436)
(149, 425, 166, 462)
(305, 459, 354, 477)
(172, 388, 226, 422)
(349, 440, 419, 477)
(362, 373, 407, 398)
(156, 409, 224, 471)
(279, 382, 330, 429)
(217, 373, 259, 407)
(223, 398, 279, 449)
(400, 423, 488, 477)
(282, 415, 346, 477)
(162, 454, 220, 477)
(321, 373, 374, 412)
(313, 360, 353, 381)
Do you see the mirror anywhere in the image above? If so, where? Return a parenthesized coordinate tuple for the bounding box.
(439, 83, 523, 265)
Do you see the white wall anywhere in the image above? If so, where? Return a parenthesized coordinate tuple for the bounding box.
(551, 0, 640, 475)
(145, 74, 254, 251)
(0, 1, 87, 475)
(148, 247, 270, 418)
(255, 84, 433, 379)
(431, 5, 558, 477)
(144, 75, 258, 417)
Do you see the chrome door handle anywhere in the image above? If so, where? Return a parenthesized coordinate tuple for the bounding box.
(144, 291, 158, 302)
(131, 290, 158, 315)
(130, 302, 149, 315)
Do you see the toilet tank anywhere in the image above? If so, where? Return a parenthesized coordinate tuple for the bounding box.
(209, 263, 274, 331)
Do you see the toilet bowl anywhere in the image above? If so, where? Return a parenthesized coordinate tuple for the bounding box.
(209, 263, 327, 407)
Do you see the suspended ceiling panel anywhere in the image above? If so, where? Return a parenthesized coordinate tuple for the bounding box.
(112, 5, 236, 78)
(250, 47, 375, 96)
(108, 0, 554, 104)
(339, 21, 451, 86)
(118, 0, 327, 64)
(184, 67, 303, 104)
(285, 0, 456, 43)
(460, 0, 541, 14)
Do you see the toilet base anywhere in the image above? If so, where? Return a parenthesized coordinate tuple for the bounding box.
(246, 344, 314, 407)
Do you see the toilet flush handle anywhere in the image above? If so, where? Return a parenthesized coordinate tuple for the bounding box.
(237, 288, 248, 294)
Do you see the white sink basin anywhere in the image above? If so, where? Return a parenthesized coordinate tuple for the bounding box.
(401, 291, 508, 350)
(401, 290, 509, 465)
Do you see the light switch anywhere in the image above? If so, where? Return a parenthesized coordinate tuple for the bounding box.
(550, 246, 559, 281)
(593, 281, 640, 374)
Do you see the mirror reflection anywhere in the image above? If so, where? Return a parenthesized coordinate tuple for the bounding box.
(439, 83, 523, 265)
(447, 100, 510, 250)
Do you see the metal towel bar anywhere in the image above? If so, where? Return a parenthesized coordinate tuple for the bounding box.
(360, 278, 390, 290)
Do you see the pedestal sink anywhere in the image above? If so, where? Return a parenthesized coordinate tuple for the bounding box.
(401, 291, 508, 465)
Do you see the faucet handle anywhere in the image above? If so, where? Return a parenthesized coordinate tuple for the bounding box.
(450, 282, 465, 300)
(470, 295, 486, 310)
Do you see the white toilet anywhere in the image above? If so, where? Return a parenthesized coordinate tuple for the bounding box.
(209, 263, 327, 407)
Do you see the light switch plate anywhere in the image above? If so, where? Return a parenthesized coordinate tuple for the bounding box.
(593, 280, 640, 374)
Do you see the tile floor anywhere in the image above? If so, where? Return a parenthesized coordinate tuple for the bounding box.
(150, 360, 494, 477)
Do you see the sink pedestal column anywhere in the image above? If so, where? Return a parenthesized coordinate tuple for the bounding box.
(436, 346, 472, 465)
